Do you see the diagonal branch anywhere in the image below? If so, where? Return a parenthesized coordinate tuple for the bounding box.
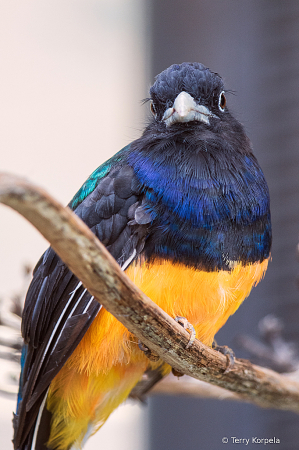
(1, 172, 299, 413)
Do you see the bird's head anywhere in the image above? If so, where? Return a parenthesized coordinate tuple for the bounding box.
(149, 62, 227, 128)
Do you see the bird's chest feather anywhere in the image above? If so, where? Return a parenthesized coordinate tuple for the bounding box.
(61, 256, 269, 380)
(125, 258, 269, 346)
(129, 143, 271, 270)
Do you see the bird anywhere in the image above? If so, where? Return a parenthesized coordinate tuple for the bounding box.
(13, 62, 272, 450)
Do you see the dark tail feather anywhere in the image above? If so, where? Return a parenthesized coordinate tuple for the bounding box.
(14, 393, 52, 450)
(31, 395, 52, 450)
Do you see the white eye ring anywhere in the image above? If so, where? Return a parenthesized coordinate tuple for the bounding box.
(150, 101, 157, 116)
(218, 91, 226, 112)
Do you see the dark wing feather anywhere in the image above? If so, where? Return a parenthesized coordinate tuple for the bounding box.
(14, 163, 153, 450)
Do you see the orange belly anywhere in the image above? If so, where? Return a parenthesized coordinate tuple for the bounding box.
(47, 258, 269, 449)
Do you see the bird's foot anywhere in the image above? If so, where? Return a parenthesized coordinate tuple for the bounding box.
(138, 340, 160, 361)
(171, 368, 185, 377)
(171, 316, 196, 378)
(213, 343, 235, 373)
(175, 316, 196, 349)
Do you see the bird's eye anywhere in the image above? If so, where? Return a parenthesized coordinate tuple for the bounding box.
(218, 91, 226, 111)
(150, 101, 157, 116)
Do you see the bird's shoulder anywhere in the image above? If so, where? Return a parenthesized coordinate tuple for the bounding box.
(69, 143, 133, 210)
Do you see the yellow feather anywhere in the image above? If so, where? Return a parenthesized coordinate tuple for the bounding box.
(47, 258, 269, 449)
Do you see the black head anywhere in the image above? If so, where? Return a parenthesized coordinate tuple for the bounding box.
(149, 62, 227, 126)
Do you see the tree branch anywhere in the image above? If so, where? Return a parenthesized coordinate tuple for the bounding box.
(1, 172, 299, 413)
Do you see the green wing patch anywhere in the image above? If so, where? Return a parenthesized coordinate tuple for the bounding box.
(69, 144, 131, 210)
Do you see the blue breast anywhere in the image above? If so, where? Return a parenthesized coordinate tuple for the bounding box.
(128, 143, 271, 270)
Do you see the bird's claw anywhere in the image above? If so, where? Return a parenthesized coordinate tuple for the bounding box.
(175, 316, 196, 349)
(213, 343, 235, 373)
(171, 368, 184, 377)
(138, 340, 160, 362)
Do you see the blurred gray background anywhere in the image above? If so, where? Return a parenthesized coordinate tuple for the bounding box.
(1, 1, 299, 449)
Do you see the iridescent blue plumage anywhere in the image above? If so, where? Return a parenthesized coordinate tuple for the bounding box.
(129, 148, 269, 225)
(125, 124, 271, 269)
(17, 345, 28, 409)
